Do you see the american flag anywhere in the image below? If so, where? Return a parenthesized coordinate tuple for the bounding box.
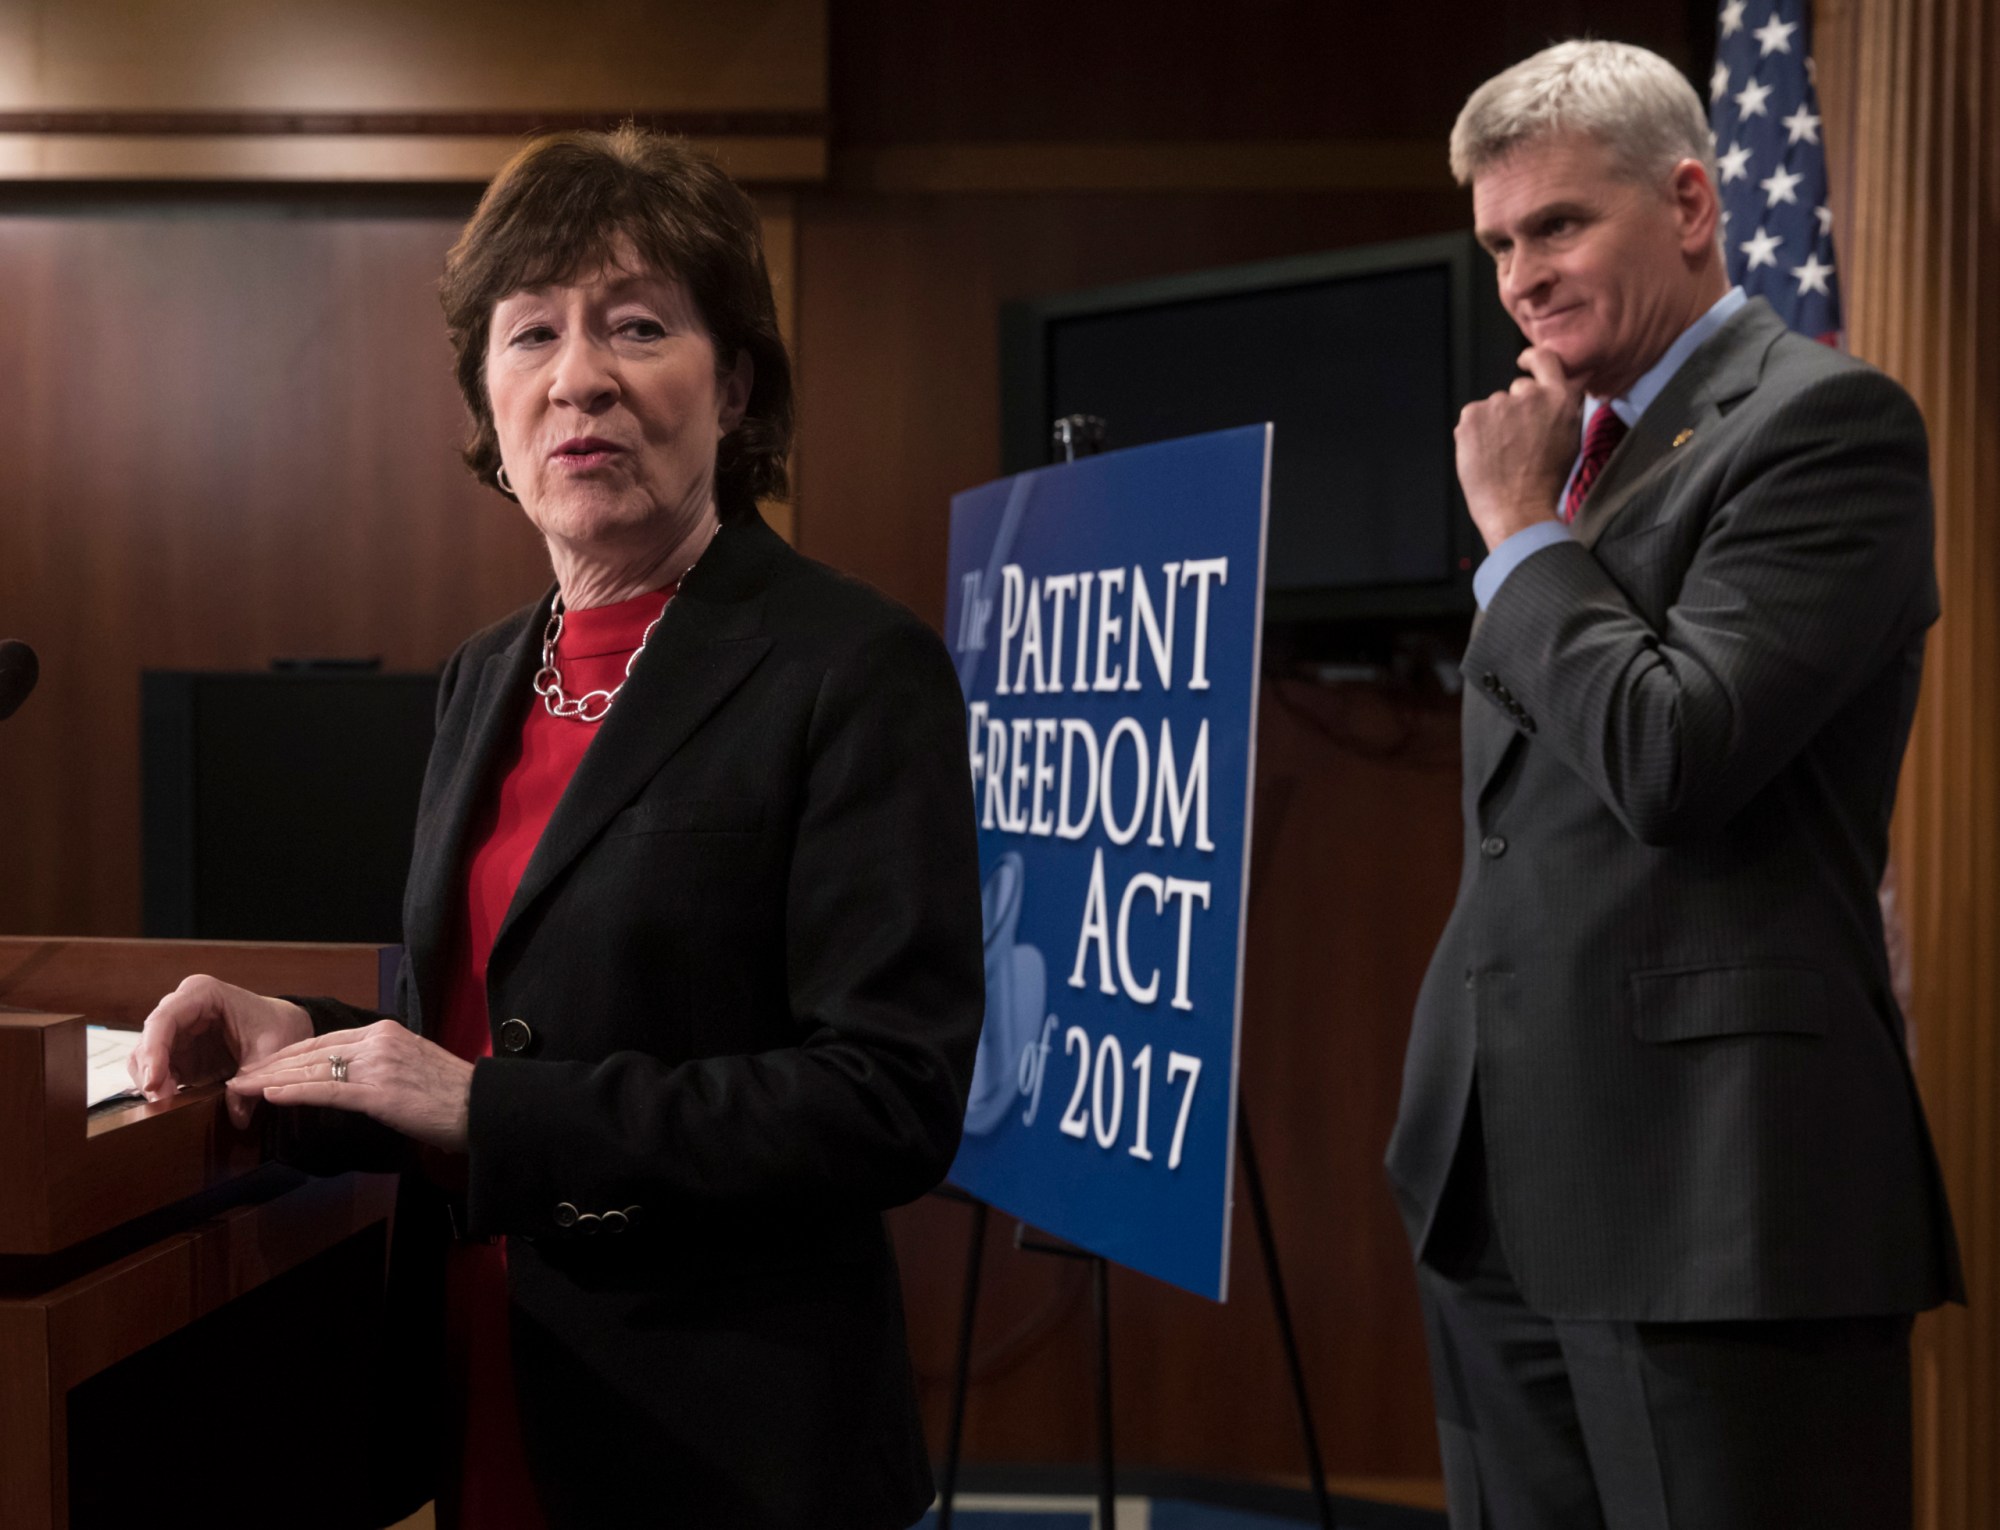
(1708, 0, 1841, 342)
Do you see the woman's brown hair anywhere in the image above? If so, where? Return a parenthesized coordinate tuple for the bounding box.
(440, 126, 792, 519)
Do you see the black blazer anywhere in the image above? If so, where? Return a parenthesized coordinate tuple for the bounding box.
(292, 512, 984, 1528)
(1386, 300, 1962, 1323)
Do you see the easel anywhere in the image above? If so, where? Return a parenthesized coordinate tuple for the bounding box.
(936, 418, 1334, 1530)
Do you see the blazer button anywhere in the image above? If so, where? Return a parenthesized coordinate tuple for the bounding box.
(554, 1201, 579, 1229)
(498, 1017, 534, 1055)
(600, 1209, 630, 1234)
(1481, 835, 1508, 859)
(1481, 673, 1500, 692)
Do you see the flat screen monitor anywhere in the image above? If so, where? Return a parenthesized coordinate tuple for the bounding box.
(142, 670, 438, 943)
(1002, 232, 1523, 625)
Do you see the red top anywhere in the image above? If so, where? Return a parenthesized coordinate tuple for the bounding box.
(434, 584, 676, 1530)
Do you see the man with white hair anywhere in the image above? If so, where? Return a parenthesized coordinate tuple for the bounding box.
(1385, 39, 1960, 1529)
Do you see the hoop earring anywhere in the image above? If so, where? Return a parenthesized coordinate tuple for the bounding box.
(496, 465, 517, 498)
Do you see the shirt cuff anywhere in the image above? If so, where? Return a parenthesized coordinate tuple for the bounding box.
(1473, 520, 1573, 610)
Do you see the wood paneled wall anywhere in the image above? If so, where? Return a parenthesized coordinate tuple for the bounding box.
(827, 0, 1691, 144)
(0, 0, 826, 114)
(1820, 0, 2000, 1524)
(793, 186, 1473, 1485)
(0, 194, 546, 936)
(0, 186, 797, 940)
(33, 0, 1989, 1506)
(788, 180, 1478, 1480)
(790, 188, 1468, 625)
(791, 0, 1686, 1489)
(0, 0, 828, 182)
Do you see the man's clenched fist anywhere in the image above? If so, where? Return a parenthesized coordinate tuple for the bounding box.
(1455, 346, 1584, 551)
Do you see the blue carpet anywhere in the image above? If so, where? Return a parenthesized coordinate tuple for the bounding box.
(1150, 1504, 1322, 1530)
(916, 1501, 1437, 1529)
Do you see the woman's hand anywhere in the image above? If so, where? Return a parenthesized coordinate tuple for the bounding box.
(226, 1021, 474, 1153)
(130, 975, 314, 1128)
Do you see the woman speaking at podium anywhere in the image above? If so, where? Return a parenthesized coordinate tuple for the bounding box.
(128, 128, 983, 1530)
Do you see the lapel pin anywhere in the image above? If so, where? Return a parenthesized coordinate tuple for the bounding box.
(1671, 428, 1695, 448)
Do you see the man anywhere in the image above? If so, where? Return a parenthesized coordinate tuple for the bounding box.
(1386, 40, 1961, 1530)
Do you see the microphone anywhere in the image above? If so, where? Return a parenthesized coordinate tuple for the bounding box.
(0, 641, 39, 721)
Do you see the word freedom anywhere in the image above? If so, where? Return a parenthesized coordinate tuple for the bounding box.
(965, 556, 1233, 1017)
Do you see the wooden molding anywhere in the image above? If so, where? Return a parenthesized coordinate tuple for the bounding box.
(0, 130, 827, 184)
(0, 109, 826, 137)
(0, 0, 828, 183)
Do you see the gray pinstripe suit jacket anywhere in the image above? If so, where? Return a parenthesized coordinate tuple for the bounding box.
(1386, 298, 1963, 1323)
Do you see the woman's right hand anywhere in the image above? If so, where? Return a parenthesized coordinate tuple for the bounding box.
(128, 975, 314, 1128)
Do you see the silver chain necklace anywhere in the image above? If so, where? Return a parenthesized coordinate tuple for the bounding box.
(532, 592, 673, 723)
(532, 522, 718, 723)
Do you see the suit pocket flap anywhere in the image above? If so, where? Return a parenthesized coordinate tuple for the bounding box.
(607, 796, 764, 837)
(1628, 965, 1828, 1043)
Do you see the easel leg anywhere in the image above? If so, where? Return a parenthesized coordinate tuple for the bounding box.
(1011, 1225, 1121, 1527)
(937, 1196, 988, 1530)
(1092, 1254, 1116, 1529)
(1239, 1105, 1335, 1530)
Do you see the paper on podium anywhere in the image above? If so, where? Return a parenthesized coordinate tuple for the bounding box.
(86, 1026, 145, 1109)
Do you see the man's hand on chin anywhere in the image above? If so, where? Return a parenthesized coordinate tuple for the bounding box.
(1455, 345, 1586, 551)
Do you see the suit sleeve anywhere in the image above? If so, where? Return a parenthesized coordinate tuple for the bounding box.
(1465, 366, 1935, 845)
(461, 616, 985, 1231)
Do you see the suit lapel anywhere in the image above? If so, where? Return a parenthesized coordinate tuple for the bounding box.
(492, 517, 777, 955)
(1572, 299, 1785, 549)
(1462, 301, 1786, 809)
(403, 609, 544, 1034)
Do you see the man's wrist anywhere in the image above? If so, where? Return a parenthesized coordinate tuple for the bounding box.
(1473, 520, 1573, 610)
(1474, 502, 1560, 551)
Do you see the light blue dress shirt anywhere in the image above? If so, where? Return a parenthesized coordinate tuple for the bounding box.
(1471, 287, 1748, 609)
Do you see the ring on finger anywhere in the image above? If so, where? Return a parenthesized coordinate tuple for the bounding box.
(329, 1054, 349, 1084)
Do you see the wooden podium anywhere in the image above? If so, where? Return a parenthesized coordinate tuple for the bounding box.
(0, 938, 402, 1530)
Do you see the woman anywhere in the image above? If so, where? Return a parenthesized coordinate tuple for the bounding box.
(129, 128, 984, 1530)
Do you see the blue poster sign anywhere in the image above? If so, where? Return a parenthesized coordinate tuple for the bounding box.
(943, 425, 1271, 1300)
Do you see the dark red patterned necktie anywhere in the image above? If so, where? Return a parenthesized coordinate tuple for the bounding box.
(1562, 406, 1630, 523)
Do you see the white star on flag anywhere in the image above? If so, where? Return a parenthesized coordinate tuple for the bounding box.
(1741, 226, 1784, 270)
(1711, 0, 1840, 334)
(1761, 165, 1805, 206)
(1735, 77, 1775, 118)
(1782, 104, 1822, 144)
(1754, 14, 1799, 53)
(1791, 253, 1835, 295)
